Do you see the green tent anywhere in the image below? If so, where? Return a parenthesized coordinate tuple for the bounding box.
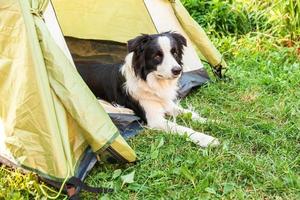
(0, 0, 227, 196)
(0, 0, 136, 194)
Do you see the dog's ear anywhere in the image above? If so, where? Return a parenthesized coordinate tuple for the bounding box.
(171, 32, 187, 47)
(127, 34, 151, 80)
(127, 34, 151, 53)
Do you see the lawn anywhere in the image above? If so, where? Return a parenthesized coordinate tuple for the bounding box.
(1, 0, 299, 199)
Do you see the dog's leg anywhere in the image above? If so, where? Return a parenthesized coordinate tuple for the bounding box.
(150, 119, 219, 147)
(165, 102, 207, 123)
(143, 101, 219, 147)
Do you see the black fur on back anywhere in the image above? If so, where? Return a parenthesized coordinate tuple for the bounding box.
(75, 62, 147, 122)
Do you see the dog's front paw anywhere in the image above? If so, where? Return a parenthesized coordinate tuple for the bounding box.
(190, 112, 207, 123)
(189, 132, 220, 148)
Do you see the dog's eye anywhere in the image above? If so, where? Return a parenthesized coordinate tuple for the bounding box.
(154, 52, 163, 60)
(171, 48, 178, 56)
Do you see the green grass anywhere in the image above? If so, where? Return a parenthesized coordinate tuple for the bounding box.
(1, 1, 300, 199)
(82, 35, 299, 199)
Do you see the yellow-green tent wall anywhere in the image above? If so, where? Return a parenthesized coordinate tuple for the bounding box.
(0, 0, 136, 181)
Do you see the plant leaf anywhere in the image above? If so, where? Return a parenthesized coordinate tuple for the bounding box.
(205, 187, 216, 195)
(180, 167, 195, 187)
(112, 169, 122, 179)
(157, 137, 164, 149)
(151, 149, 159, 159)
(121, 170, 135, 187)
(100, 195, 109, 200)
(223, 183, 235, 195)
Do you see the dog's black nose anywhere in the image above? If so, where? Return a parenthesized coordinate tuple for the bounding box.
(171, 66, 182, 76)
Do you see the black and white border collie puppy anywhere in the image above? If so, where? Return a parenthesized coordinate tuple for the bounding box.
(76, 32, 219, 147)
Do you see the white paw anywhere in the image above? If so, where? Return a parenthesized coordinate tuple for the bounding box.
(190, 112, 207, 123)
(189, 132, 220, 148)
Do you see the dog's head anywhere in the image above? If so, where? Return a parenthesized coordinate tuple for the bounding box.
(127, 32, 187, 80)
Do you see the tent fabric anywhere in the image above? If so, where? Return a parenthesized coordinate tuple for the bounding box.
(0, 0, 136, 182)
(51, 0, 158, 43)
(43, 0, 73, 62)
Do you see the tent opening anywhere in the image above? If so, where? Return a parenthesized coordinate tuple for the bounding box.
(65, 37, 127, 68)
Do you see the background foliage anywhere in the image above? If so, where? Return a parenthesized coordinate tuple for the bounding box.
(182, 0, 300, 40)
